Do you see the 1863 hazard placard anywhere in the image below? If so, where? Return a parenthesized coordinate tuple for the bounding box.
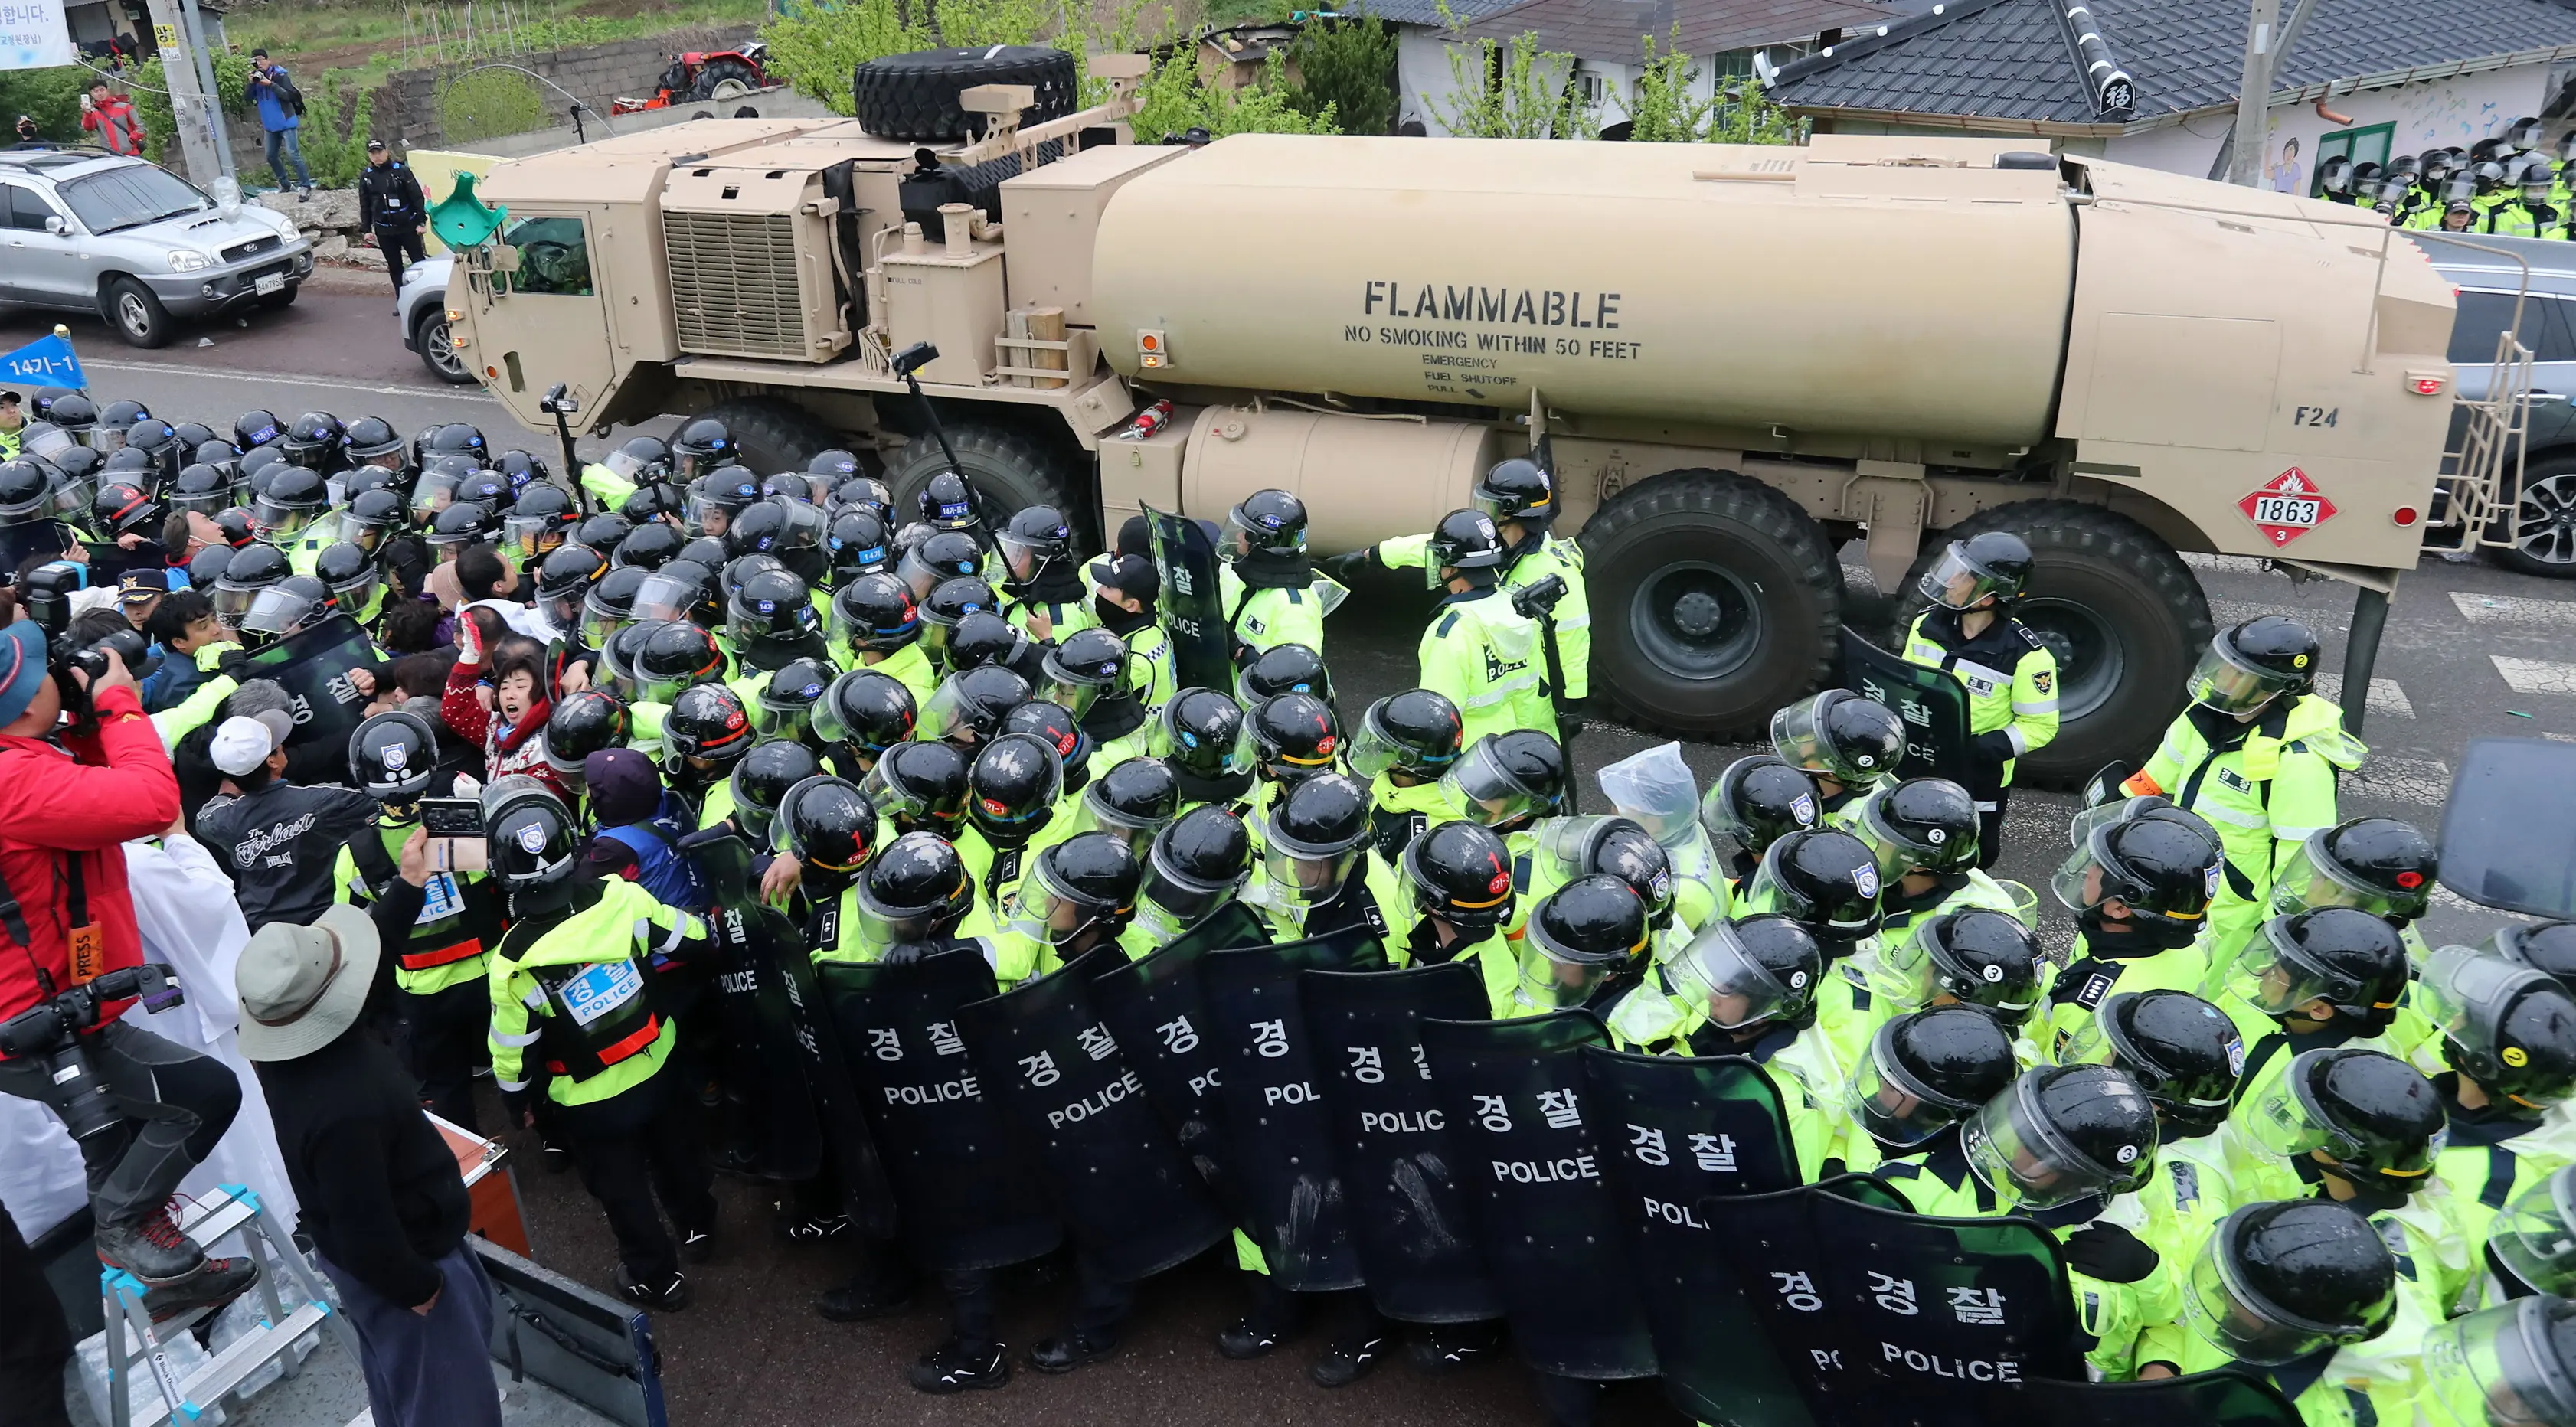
(2239, 467, 2338, 547)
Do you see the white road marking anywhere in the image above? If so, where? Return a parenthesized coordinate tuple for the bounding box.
(2493, 656, 2576, 695)
(2308, 673, 2413, 719)
(2182, 552, 2271, 575)
(2451, 590, 2576, 625)
(78, 356, 496, 402)
(2347, 755, 2450, 805)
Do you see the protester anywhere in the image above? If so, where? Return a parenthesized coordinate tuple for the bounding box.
(195, 709, 380, 931)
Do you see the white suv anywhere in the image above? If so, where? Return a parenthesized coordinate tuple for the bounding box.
(0, 148, 314, 348)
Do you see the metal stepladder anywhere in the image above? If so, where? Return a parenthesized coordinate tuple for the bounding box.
(99, 1184, 360, 1426)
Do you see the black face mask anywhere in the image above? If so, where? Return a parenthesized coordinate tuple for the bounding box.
(2075, 905, 2200, 952)
(1094, 594, 1145, 632)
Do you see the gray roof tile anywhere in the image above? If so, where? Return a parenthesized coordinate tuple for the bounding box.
(1447, 0, 1885, 59)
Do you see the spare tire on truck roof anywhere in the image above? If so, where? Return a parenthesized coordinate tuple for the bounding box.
(852, 45, 1079, 142)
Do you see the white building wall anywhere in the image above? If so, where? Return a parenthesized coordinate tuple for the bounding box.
(2103, 64, 2553, 188)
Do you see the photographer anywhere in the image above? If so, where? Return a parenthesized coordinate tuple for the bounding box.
(0, 609, 253, 1311)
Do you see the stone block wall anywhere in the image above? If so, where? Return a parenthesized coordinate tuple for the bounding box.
(373, 26, 758, 150)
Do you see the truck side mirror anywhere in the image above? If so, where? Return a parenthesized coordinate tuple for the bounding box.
(892, 341, 938, 377)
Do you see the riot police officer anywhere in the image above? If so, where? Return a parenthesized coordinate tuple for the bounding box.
(2415, 944, 2576, 1249)
(996, 831, 1142, 971)
(1397, 820, 1522, 1014)
(2213, 907, 2427, 1104)
(2419, 1295, 2576, 1427)
(861, 740, 972, 841)
(1043, 628, 1152, 766)
(1217, 488, 1339, 663)
(998, 505, 1092, 641)
(483, 779, 718, 1311)
(1074, 756, 1179, 857)
(1735, 826, 1881, 968)
(1769, 688, 1905, 825)
(1845, 777, 2022, 996)
(916, 665, 1029, 753)
(2060, 988, 2245, 1302)
(1441, 728, 1567, 851)
(1347, 689, 1466, 869)
(2128, 1199, 2397, 1417)
(1830, 1004, 2018, 1175)
(1242, 772, 1402, 942)
(1124, 805, 1254, 953)
(829, 571, 936, 707)
(810, 668, 917, 780)
(1414, 509, 1554, 750)
(956, 733, 1077, 978)
(2121, 616, 2363, 959)
(2266, 816, 2440, 962)
(2036, 796, 2227, 1061)
(1699, 753, 1822, 883)
(1902, 531, 2058, 862)
(1151, 687, 1259, 814)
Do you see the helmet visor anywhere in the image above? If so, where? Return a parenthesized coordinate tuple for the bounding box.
(1844, 1020, 1976, 1148)
(1142, 838, 1246, 927)
(170, 483, 232, 516)
(1001, 860, 1116, 949)
(2182, 1216, 2388, 1366)
(503, 513, 567, 561)
(1916, 542, 2013, 610)
(1960, 1072, 2152, 1211)
(580, 591, 631, 649)
(2231, 917, 2365, 1017)
(752, 689, 819, 740)
(541, 586, 588, 635)
(1517, 935, 1623, 1011)
(1441, 736, 1551, 828)
(2187, 641, 2296, 717)
(1075, 780, 1172, 854)
(2417, 945, 2575, 1107)
(1666, 921, 1813, 1030)
(408, 469, 465, 522)
(1041, 666, 1107, 720)
(209, 579, 265, 630)
(682, 484, 741, 536)
(915, 678, 993, 746)
(1257, 835, 1363, 906)
(239, 585, 322, 639)
(48, 476, 96, 523)
(2059, 1006, 2238, 1130)
(1222, 505, 1305, 561)
(1852, 789, 1930, 884)
(899, 544, 976, 599)
(2493, 1167, 2576, 1299)
(858, 759, 959, 835)
(629, 571, 703, 626)
(1768, 693, 1884, 785)
(2422, 1300, 2576, 1427)
(331, 567, 384, 617)
(2268, 831, 2427, 922)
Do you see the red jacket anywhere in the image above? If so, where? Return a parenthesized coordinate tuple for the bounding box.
(0, 686, 183, 1046)
(80, 98, 145, 156)
(442, 655, 561, 797)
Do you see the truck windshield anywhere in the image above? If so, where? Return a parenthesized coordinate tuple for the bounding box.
(57, 165, 211, 234)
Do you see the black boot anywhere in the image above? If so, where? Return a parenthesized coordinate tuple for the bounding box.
(908, 1335, 1008, 1393)
(139, 1256, 260, 1323)
(95, 1203, 205, 1285)
(1310, 1328, 1387, 1387)
(616, 1265, 689, 1311)
(816, 1268, 914, 1322)
(1027, 1329, 1120, 1374)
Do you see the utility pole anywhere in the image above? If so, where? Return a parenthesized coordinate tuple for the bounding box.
(2228, 0, 2278, 187)
(139, 0, 230, 190)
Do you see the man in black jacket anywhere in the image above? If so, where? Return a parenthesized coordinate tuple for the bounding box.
(237, 838, 504, 1427)
(195, 710, 379, 932)
(357, 140, 428, 296)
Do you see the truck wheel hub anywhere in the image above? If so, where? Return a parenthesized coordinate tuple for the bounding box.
(1672, 590, 1724, 637)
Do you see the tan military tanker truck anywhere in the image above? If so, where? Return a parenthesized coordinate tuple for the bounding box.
(444, 47, 2511, 785)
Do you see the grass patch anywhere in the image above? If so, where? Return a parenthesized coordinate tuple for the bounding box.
(222, 0, 768, 86)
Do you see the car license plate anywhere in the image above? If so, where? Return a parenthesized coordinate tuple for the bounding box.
(254, 273, 285, 296)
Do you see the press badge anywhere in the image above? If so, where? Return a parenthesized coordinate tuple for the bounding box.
(561, 961, 645, 1027)
(67, 923, 105, 985)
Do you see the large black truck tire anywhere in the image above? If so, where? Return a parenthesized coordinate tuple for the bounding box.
(852, 46, 1078, 142)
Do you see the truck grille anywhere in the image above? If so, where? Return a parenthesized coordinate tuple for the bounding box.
(664, 210, 810, 360)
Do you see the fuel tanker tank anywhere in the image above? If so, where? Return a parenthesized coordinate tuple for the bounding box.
(1088, 134, 2078, 448)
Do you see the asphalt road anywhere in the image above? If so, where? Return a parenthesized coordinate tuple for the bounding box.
(40, 278, 2576, 1425)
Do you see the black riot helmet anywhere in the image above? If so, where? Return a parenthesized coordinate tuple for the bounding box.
(1963, 1064, 2160, 1210)
(535, 543, 609, 632)
(720, 552, 785, 608)
(1424, 508, 1505, 587)
(483, 777, 581, 893)
(829, 509, 893, 584)
(966, 733, 1066, 847)
(728, 567, 823, 665)
(2188, 1200, 2397, 1366)
(726, 496, 829, 586)
(1236, 642, 1333, 708)
(1002, 700, 1090, 792)
(676, 535, 729, 571)
(343, 416, 404, 467)
(1770, 689, 1906, 787)
(660, 682, 757, 789)
(808, 448, 864, 482)
(2241, 1047, 2446, 1190)
(1701, 754, 1822, 857)
(856, 831, 975, 942)
(1523, 874, 1650, 1008)
(2234, 907, 2411, 1024)
(1553, 818, 1678, 930)
(919, 576, 998, 668)
(124, 418, 181, 475)
(830, 572, 922, 655)
(348, 709, 439, 803)
(209, 540, 293, 629)
(1662, 914, 1823, 1034)
(999, 505, 1074, 585)
(427, 498, 495, 550)
(901, 530, 987, 599)
(1401, 821, 1516, 931)
(504, 482, 581, 560)
(169, 462, 233, 517)
(1442, 728, 1566, 832)
(685, 467, 763, 539)
(1139, 805, 1254, 933)
(609, 434, 672, 488)
(833, 475, 894, 523)
(727, 740, 823, 843)
(1346, 689, 1464, 781)
(96, 400, 151, 439)
(811, 668, 918, 758)
(314, 541, 383, 614)
(917, 665, 1030, 749)
(426, 423, 488, 464)
(1745, 828, 1883, 944)
(1221, 488, 1308, 562)
(213, 507, 257, 550)
(190, 438, 243, 478)
(670, 416, 734, 483)
(2066, 989, 2245, 1133)
(492, 449, 550, 494)
(1918, 530, 2032, 609)
(251, 465, 330, 541)
(2417, 943, 2576, 1111)
(916, 470, 982, 533)
(622, 478, 682, 525)
(1083, 756, 1182, 853)
(1153, 687, 1255, 782)
(2270, 817, 2438, 923)
(2053, 797, 2225, 945)
(342, 487, 407, 551)
(1263, 770, 1372, 870)
(0, 459, 54, 524)
(282, 411, 347, 469)
(1249, 692, 1341, 787)
(1038, 626, 1127, 720)
(1007, 832, 1143, 948)
(762, 471, 821, 504)
(1846, 1005, 2019, 1148)
(1853, 777, 1981, 880)
(2497, 923, 2576, 997)
(91, 480, 160, 540)
(542, 690, 631, 789)
(635, 619, 729, 705)
(1907, 908, 2043, 1022)
(862, 739, 971, 837)
(778, 776, 878, 886)
(630, 558, 720, 629)
(232, 408, 281, 452)
(754, 655, 840, 742)
(580, 565, 650, 648)
(613, 520, 684, 572)
(44, 392, 99, 439)
(1472, 456, 1555, 527)
(2189, 616, 2322, 717)
(944, 609, 1032, 675)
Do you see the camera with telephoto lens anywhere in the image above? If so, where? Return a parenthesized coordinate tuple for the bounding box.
(18, 561, 161, 735)
(0, 964, 185, 1141)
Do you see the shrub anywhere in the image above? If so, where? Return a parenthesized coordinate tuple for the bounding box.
(440, 66, 549, 144)
(1287, 15, 1393, 136)
(1133, 45, 1335, 140)
(1424, 6, 1594, 139)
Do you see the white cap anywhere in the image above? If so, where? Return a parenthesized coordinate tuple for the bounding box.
(210, 710, 296, 776)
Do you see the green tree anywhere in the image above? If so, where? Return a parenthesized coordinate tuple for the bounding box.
(1133, 46, 1336, 140)
(1424, 5, 1594, 139)
(0, 67, 92, 145)
(1287, 15, 1394, 136)
(1708, 75, 1800, 145)
(1620, 28, 1713, 142)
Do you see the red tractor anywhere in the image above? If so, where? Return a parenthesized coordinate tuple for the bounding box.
(611, 41, 773, 114)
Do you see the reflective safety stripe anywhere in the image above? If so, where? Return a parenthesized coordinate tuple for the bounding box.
(2270, 823, 2329, 841)
(1460, 674, 1541, 708)
(495, 1077, 530, 1092)
(2011, 699, 2058, 715)
(492, 1028, 543, 1047)
(1949, 657, 2012, 687)
(2192, 799, 2271, 829)
(1554, 612, 1592, 630)
(2004, 726, 2031, 756)
(520, 988, 549, 1011)
(548, 1011, 661, 1073)
(397, 936, 485, 971)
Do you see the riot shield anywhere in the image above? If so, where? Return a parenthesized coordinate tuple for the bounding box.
(2440, 737, 2576, 917)
(1418, 1011, 1656, 1380)
(1198, 926, 1386, 1291)
(1582, 1047, 1803, 1425)
(1841, 629, 1975, 787)
(685, 834, 824, 1184)
(1146, 504, 1232, 692)
(1697, 1177, 2081, 1427)
(816, 949, 1061, 1272)
(1300, 962, 1502, 1324)
(956, 944, 1230, 1282)
(1086, 900, 1273, 1214)
(2020, 1370, 2300, 1427)
(236, 613, 378, 751)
